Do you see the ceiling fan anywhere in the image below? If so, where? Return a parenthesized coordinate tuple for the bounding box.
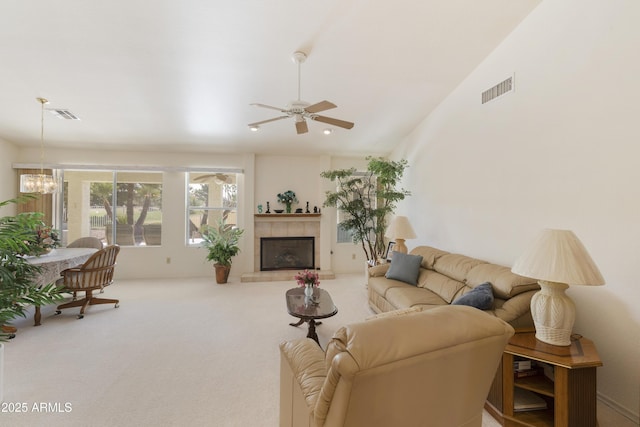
(192, 173, 232, 185)
(248, 51, 354, 135)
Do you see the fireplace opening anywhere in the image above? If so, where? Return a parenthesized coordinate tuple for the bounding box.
(260, 237, 315, 271)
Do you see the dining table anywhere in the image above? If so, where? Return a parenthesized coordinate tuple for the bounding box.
(26, 247, 98, 326)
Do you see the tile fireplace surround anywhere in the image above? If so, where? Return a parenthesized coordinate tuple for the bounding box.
(241, 214, 335, 283)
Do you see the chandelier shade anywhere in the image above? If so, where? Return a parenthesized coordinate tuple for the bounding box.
(19, 173, 60, 194)
(20, 97, 60, 194)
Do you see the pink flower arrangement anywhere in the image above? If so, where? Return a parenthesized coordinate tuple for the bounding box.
(295, 269, 320, 288)
(36, 226, 60, 250)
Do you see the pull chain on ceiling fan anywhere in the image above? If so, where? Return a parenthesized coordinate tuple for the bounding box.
(248, 51, 354, 135)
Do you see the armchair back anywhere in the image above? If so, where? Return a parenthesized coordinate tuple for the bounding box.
(280, 305, 514, 427)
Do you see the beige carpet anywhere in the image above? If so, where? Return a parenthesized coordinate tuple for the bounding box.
(2, 274, 501, 427)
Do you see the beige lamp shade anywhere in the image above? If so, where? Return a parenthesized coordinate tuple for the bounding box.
(385, 216, 416, 254)
(511, 229, 604, 346)
(511, 229, 604, 286)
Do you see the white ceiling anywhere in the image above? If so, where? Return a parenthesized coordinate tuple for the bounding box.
(0, 0, 540, 157)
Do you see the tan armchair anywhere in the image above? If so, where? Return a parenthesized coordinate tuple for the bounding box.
(55, 245, 120, 319)
(279, 305, 514, 427)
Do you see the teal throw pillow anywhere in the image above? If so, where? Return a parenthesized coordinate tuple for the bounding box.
(385, 251, 423, 286)
(452, 282, 494, 310)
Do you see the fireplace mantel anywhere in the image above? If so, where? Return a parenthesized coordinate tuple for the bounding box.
(252, 213, 321, 274)
(243, 213, 334, 282)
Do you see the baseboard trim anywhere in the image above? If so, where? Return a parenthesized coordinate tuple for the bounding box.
(598, 392, 639, 425)
(240, 270, 335, 283)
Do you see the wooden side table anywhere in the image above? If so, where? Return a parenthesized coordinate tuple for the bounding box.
(485, 332, 602, 427)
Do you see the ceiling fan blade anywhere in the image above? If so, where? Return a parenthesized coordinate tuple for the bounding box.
(305, 100, 337, 114)
(296, 120, 309, 134)
(312, 115, 355, 130)
(250, 103, 285, 112)
(248, 116, 289, 126)
(193, 173, 230, 184)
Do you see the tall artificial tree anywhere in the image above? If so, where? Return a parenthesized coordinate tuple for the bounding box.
(321, 156, 410, 263)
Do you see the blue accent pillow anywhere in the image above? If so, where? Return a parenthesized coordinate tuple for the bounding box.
(385, 251, 423, 286)
(452, 282, 494, 310)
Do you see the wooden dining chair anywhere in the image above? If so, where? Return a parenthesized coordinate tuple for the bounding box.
(67, 236, 104, 250)
(55, 245, 120, 319)
(66, 237, 105, 300)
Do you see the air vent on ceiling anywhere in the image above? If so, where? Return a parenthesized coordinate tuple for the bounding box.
(481, 75, 514, 104)
(47, 109, 80, 120)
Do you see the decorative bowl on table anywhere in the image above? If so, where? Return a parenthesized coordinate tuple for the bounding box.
(274, 209, 284, 213)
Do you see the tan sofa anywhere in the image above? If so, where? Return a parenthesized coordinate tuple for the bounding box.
(367, 245, 540, 329)
(279, 305, 515, 427)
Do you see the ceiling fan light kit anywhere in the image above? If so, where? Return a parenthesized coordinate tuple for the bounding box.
(248, 51, 354, 135)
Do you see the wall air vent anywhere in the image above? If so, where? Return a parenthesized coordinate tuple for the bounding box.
(48, 109, 81, 120)
(482, 75, 514, 104)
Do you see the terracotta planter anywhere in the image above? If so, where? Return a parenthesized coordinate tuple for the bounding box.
(214, 264, 231, 284)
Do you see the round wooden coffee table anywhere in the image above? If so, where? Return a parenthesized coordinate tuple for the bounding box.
(285, 287, 338, 345)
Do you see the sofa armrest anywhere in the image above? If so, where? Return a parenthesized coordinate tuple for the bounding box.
(493, 290, 538, 324)
(367, 263, 390, 278)
(280, 338, 327, 427)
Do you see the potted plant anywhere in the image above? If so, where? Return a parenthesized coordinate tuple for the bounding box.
(320, 156, 410, 265)
(0, 197, 65, 401)
(201, 216, 244, 284)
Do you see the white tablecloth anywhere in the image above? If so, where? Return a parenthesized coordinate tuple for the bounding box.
(27, 247, 98, 286)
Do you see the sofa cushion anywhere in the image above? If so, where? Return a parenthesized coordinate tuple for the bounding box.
(466, 264, 539, 299)
(416, 269, 467, 303)
(385, 285, 448, 309)
(452, 282, 494, 310)
(366, 306, 424, 321)
(368, 275, 409, 298)
(433, 254, 488, 283)
(410, 246, 449, 269)
(385, 251, 423, 285)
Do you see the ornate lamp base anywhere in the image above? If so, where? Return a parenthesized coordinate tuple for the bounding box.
(394, 238, 408, 254)
(531, 280, 576, 346)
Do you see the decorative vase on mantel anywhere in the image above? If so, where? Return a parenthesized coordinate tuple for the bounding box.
(285, 203, 292, 214)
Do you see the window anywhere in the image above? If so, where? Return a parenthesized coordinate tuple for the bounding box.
(187, 172, 239, 245)
(335, 172, 375, 244)
(63, 170, 163, 247)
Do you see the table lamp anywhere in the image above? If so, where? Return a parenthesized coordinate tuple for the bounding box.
(511, 229, 605, 346)
(385, 216, 416, 254)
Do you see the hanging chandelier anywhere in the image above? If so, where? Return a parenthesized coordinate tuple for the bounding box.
(20, 97, 60, 194)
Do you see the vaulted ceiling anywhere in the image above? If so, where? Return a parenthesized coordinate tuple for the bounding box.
(0, 0, 539, 157)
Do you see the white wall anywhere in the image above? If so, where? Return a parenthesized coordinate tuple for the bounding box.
(392, 0, 639, 420)
(0, 138, 19, 216)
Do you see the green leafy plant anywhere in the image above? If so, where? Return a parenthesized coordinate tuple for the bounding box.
(0, 197, 65, 341)
(321, 156, 410, 263)
(277, 190, 298, 213)
(277, 190, 298, 205)
(201, 216, 244, 267)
